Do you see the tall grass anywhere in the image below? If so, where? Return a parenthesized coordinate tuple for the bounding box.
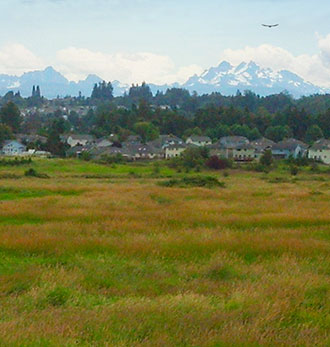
(0, 160, 329, 345)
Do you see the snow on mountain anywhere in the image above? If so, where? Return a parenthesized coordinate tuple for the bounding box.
(182, 61, 325, 97)
(0, 61, 327, 98)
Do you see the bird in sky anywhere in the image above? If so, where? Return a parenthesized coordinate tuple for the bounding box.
(262, 24, 279, 28)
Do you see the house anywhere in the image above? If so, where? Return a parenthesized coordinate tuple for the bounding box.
(250, 137, 275, 160)
(232, 143, 255, 162)
(124, 144, 164, 160)
(95, 137, 113, 148)
(63, 134, 95, 147)
(1, 140, 27, 156)
(149, 135, 184, 149)
(165, 144, 187, 159)
(218, 136, 249, 147)
(186, 136, 212, 147)
(272, 138, 308, 159)
(122, 135, 142, 146)
(210, 136, 253, 161)
(308, 139, 330, 164)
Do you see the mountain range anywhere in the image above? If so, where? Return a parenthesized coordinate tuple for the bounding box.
(0, 62, 327, 99)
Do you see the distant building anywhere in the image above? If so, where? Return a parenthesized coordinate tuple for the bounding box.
(308, 139, 330, 164)
(165, 144, 187, 159)
(186, 136, 212, 147)
(1, 140, 26, 156)
(210, 136, 253, 161)
(149, 135, 184, 149)
(62, 134, 95, 147)
(271, 138, 308, 159)
(250, 137, 275, 160)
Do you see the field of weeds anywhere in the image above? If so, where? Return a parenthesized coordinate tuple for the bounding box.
(0, 159, 329, 346)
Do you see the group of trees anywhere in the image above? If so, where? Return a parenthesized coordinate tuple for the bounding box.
(0, 83, 329, 155)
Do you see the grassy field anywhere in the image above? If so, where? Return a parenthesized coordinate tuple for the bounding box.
(0, 159, 329, 346)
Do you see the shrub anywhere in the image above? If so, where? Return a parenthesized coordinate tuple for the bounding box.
(260, 150, 273, 167)
(0, 158, 33, 166)
(206, 156, 232, 170)
(45, 287, 70, 307)
(159, 175, 225, 189)
(24, 168, 49, 179)
(290, 165, 299, 176)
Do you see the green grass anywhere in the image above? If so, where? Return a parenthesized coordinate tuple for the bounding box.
(0, 158, 328, 346)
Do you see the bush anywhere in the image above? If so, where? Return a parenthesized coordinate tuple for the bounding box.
(159, 175, 225, 189)
(45, 287, 70, 307)
(0, 158, 33, 166)
(260, 150, 273, 167)
(290, 165, 299, 176)
(206, 156, 232, 170)
(24, 168, 49, 179)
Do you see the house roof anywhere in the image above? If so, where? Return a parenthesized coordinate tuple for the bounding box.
(2, 140, 26, 148)
(272, 138, 308, 151)
(187, 135, 212, 142)
(68, 134, 95, 141)
(310, 138, 330, 150)
(250, 137, 275, 150)
(218, 136, 249, 146)
(166, 143, 187, 150)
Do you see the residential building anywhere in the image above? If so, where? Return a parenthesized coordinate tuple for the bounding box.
(271, 138, 308, 159)
(250, 137, 275, 160)
(308, 139, 330, 164)
(186, 136, 212, 147)
(63, 134, 95, 147)
(1, 140, 27, 156)
(165, 144, 187, 159)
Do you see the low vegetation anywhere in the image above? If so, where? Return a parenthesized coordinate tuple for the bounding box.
(0, 158, 329, 346)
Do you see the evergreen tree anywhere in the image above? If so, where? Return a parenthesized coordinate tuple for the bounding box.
(0, 102, 22, 133)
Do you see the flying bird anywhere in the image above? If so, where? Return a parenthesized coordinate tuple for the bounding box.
(262, 24, 279, 28)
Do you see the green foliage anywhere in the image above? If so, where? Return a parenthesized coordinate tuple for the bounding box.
(159, 175, 225, 188)
(45, 287, 70, 307)
(305, 125, 324, 144)
(260, 149, 273, 167)
(206, 156, 232, 170)
(91, 81, 114, 101)
(0, 102, 22, 133)
(290, 165, 299, 176)
(265, 125, 292, 142)
(180, 147, 209, 169)
(0, 158, 32, 166)
(0, 123, 13, 145)
(24, 168, 49, 179)
(134, 122, 159, 143)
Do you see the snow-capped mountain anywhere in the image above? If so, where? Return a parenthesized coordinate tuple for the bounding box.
(182, 61, 325, 97)
(0, 62, 327, 98)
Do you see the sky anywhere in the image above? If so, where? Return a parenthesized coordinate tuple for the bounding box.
(0, 0, 330, 86)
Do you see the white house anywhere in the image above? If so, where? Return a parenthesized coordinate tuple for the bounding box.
(1, 140, 26, 156)
(64, 134, 95, 147)
(271, 138, 308, 159)
(186, 136, 212, 147)
(165, 144, 187, 159)
(308, 139, 330, 165)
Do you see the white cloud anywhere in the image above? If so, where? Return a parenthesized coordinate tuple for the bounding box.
(55, 47, 202, 85)
(0, 44, 45, 75)
(220, 35, 330, 88)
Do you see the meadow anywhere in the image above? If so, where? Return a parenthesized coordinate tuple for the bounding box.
(0, 159, 329, 346)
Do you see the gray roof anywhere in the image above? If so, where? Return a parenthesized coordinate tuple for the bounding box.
(218, 136, 249, 147)
(310, 139, 330, 150)
(250, 137, 275, 150)
(272, 138, 308, 151)
(187, 135, 212, 142)
(68, 134, 95, 141)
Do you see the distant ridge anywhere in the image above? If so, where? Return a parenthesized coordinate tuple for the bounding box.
(0, 62, 327, 99)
